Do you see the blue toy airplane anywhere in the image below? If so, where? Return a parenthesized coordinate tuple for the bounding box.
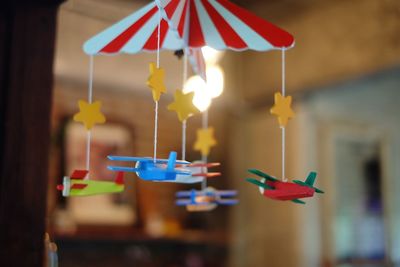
(107, 151, 191, 181)
(176, 187, 238, 212)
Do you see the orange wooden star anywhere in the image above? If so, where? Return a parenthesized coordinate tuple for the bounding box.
(147, 63, 167, 102)
(194, 127, 217, 157)
(73, 100, 106, 130)
(168, 90, 199, 122)
(270, 92, 295, 127)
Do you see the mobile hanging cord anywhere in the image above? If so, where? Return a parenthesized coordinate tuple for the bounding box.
(281, 48, 287, 182)
(181, 49, 189, 160)
(153, 7, 162, 162)
(201, 110, 209, 190)
(86, 55, 94, 177)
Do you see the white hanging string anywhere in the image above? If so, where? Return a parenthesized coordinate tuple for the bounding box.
(156, 7, 161, 69)
(85, 55, 94, 178)
(183, 48, 188, 86)
(281, 48, 287, 182)
(88, 55, 94, 103)
(181, 49, 189, 160)
(154, 101, 159, 162)
(201, 110, 209, 190)
(153, 7, 162, 162)
(182, 120, 187, 161)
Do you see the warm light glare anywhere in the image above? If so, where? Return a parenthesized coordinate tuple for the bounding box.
(202, 46, 224, 64)
(183, 76, 211, 112)
(193, 90, 212, 112)
(206, 66, 224, 98)
(183, 65, 224, 112)
(183, 75, 206, 94)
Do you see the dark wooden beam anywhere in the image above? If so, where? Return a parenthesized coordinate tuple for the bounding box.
(0, 1, 63, 267)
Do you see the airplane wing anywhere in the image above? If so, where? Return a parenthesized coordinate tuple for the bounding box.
(71, 183, 88, 189)
(108, 155, 190, 165)
(215, 190, 238, 197)
(192, 172, 221, 178)
(107, 166, 139, 172)
(246, 178, 274, 189)
(174, 169, 192, 175)
(217, 199, 239, 205)
(248, 169, 279, 182)
(176, 199, 193, 206)
(107, 155, 152, 162)
(176, 190, 208, 197)
(291, 199, 306, 204)
(176, 191, 196, 197)
(156, 159, 190, 165)
(187, 162, 220, 168)
(71, 170, 88, 179)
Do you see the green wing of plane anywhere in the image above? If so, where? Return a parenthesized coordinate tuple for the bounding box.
(248, 169, 279, 182)
(70, 180, 125, 196)
(246, 178, 274, 190)
(291, 198, 306, 204)
(293, 172, 324, 194)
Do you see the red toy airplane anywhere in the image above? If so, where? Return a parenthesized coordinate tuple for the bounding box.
(246, 169, 324, 204)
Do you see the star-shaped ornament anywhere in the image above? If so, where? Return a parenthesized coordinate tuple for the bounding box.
(73, 100, 106, 130)
(194, 127, 217, 157)
(147, 62, 167, 102)
(168, 90, 199, 122)
(270, 92, 295, 127)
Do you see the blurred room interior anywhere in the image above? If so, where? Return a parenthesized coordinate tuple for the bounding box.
(1, 0, 400, 267)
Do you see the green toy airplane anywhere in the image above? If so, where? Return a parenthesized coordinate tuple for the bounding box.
(57, 170, 124, 197)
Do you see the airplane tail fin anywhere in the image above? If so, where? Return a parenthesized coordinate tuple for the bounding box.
(167, 151, 177, 170)
(293, 172, 324, 193)
(115, 171, 124, 185)
(305, 172, 317, 186)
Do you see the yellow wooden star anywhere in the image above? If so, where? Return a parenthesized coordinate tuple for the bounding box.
(194, 127, 217, 157)
(147, 62, 167, 102)
(270, 92, 295, 127)
(73, 100, 106, 130)
(167, 90, 199, 122)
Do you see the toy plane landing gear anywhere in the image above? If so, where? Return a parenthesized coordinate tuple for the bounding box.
(246, 169, 324, 204)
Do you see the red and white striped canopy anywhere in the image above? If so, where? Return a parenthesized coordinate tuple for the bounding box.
(84, 2, 183, 55)
(84, 0, 294, 55)
(83, 2, 206, 79)
(156, 0, 295, 51)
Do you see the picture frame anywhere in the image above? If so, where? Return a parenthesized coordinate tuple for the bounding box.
(63, 121, 138, 226)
